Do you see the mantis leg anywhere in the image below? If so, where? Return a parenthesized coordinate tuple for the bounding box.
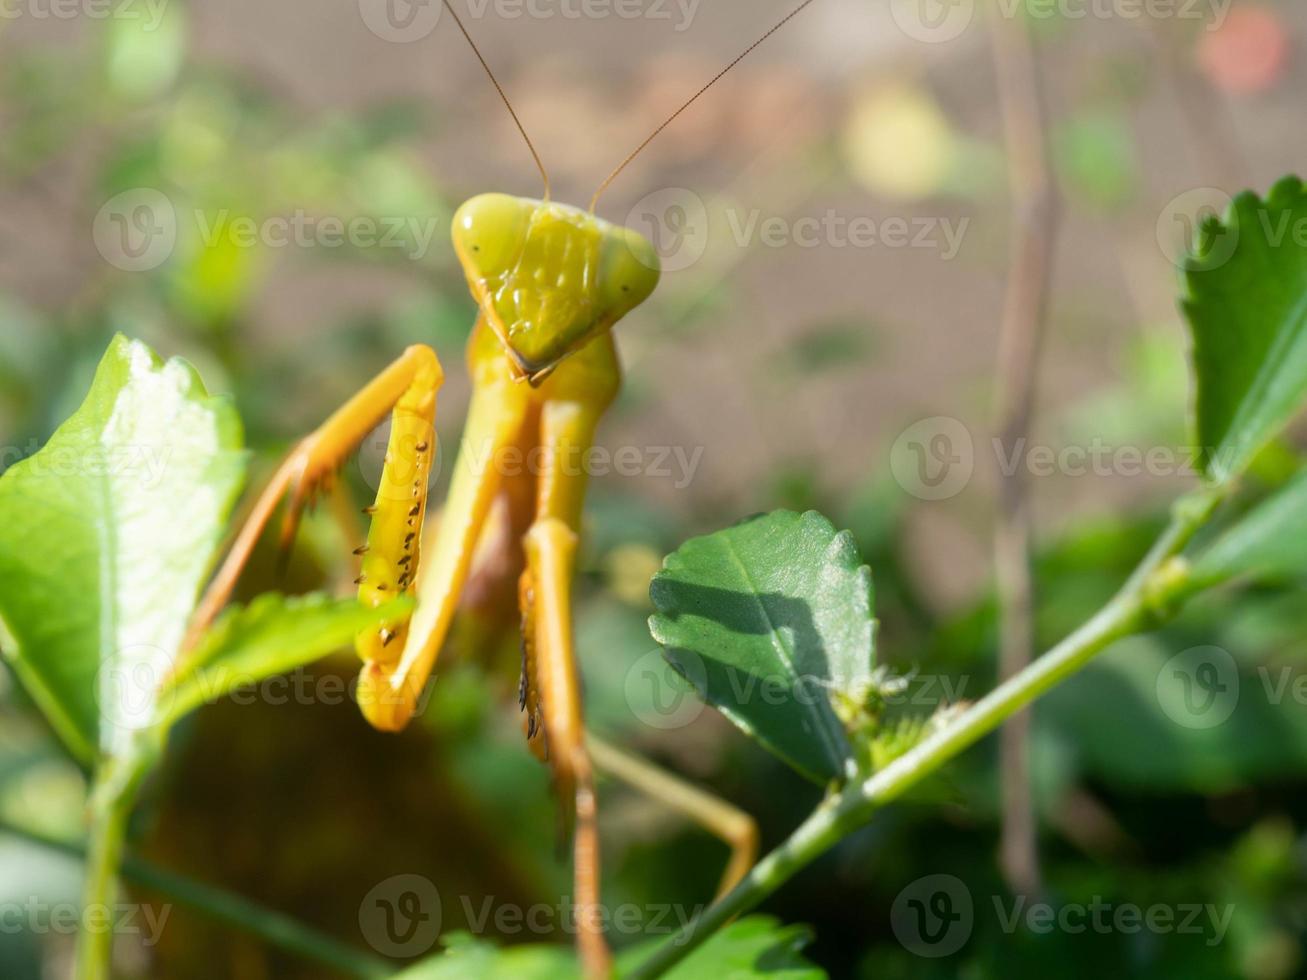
(519, 381, 615, 979)
(358, 359, 530, 731)
(586, 735, 759, 900)
(184, 344, 442, 652)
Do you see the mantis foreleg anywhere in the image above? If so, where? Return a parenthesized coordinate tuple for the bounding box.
(358, 329, 530, 730)
(183, 344, 442, 653)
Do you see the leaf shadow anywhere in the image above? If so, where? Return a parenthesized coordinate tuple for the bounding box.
(651, 578, 851, 781)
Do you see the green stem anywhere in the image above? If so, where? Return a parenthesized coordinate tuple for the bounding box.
(2, 818, 391, 980)
(76, 752, 149, 980)
(630, 489, 1223, 979)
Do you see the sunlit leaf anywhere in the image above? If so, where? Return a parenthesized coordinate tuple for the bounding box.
(0, 335, 244, 762)
(649, 510, 876, 783)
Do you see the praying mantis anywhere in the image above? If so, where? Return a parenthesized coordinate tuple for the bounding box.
(182, 1, 815, 974)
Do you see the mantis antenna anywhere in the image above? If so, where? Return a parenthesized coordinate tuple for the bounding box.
(589, 0, 818, 213)
(441, 0, 551, 201)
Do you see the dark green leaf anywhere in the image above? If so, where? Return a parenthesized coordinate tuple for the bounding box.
(0, 335, 245, 762)
(649, 510, 875, 784)
(1184, 175, 1307, 482)
(1045, 635, 1307, 792)
(1190, 468, 1307, 587)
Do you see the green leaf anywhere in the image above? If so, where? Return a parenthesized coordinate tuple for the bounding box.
(161, 592, 413, 725)
(649, 510, 876, 784)
(624, 916, 825, 979)
(391, 933, 575, 980)
(1189, 468, 1307, 587)
(1045, 634, 1307, 793)
(1184, 175, 1307, 483)
(393, 917, 825, 980)
(0, 335, 245, 762)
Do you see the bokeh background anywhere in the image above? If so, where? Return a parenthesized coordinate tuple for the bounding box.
(2, 0, 1307, 977)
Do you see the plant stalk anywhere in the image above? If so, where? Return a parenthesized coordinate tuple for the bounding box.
(75, 750, 151, 980)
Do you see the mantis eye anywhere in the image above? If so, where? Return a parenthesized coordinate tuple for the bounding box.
(452, 193, 533, 279)
(599, 226, 660, 317)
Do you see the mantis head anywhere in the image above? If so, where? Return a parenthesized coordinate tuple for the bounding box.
(452, 193, 660, 385)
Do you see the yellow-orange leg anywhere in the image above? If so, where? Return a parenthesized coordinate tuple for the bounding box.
(518, 388, 615, 979)
(586, 735, 758, 901)
(358, 334, 530, 730)
(182, 345, 442, 654)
